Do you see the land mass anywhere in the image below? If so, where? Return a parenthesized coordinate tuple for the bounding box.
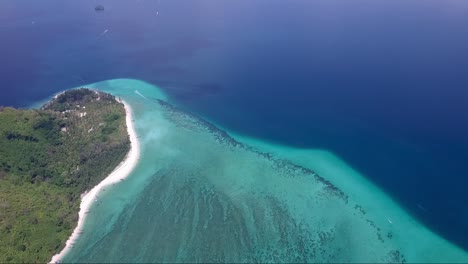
(0, 88, 130, 263)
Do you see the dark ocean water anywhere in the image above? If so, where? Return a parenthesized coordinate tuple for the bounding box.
(1, 0, 468, 250)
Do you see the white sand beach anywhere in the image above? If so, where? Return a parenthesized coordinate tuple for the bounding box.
(50, 100, 140, 264)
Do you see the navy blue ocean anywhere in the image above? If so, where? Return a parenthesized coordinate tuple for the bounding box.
(1, 0, 468, 251)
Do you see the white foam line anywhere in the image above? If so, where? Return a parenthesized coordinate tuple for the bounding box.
(134, 90, 146, 99)
(50, 100, 140, 264)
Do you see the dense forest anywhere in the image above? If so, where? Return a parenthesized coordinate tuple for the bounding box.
(0, 89, 130, 263)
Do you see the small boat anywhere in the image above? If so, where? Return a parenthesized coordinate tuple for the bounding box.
(95, 5, 104, 11)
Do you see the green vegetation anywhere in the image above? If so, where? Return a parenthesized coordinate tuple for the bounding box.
(0, 89, 130, 263)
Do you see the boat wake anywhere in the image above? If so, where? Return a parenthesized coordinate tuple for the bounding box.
(134, 90, 146, 99)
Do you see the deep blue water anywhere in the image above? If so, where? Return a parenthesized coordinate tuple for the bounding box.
(1, 0, 468, 250)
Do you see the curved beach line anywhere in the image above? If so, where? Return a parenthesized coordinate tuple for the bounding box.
(50, 100, 140, 264)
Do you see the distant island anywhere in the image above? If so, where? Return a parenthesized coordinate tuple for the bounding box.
(0, 89, 130, 263)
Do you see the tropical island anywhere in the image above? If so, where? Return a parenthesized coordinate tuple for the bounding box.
(0, 89, 131, 263)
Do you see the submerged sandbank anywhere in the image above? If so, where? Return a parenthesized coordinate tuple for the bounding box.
(61, 79, 468, 263)
(50, 100, 140, 264)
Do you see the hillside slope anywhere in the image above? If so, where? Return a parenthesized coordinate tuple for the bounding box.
(0, 89, 130, 263)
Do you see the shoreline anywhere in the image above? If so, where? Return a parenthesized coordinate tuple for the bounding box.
(50, 100, 140, 264)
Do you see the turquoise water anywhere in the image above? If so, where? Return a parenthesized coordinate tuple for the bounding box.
(3, 0, 468, 249)
(58, 79, 468, 262)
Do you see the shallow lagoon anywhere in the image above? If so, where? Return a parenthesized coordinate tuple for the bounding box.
(60, 79, 468, 262)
